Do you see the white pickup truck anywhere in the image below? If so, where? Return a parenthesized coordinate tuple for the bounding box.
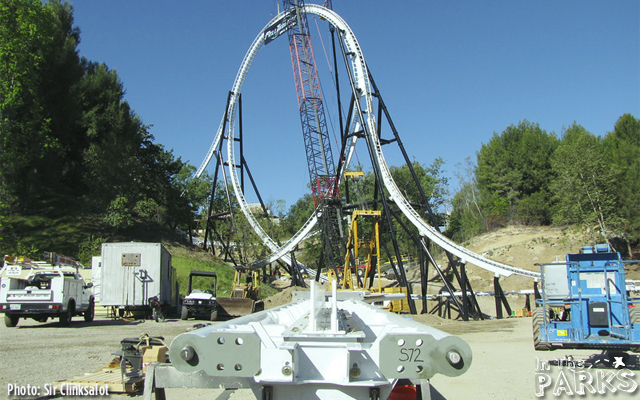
(0, 261, 95, 327)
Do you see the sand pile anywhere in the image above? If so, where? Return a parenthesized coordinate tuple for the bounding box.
(264, 286, 308, 309)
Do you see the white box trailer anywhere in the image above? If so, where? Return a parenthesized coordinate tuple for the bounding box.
(90, 256, 101, 298)
(100, 242, 179, 316)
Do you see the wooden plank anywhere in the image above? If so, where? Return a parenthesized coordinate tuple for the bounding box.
(53, 368, 144, 393)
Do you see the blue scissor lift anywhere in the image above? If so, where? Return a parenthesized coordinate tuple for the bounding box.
(533, 244, 640, 355)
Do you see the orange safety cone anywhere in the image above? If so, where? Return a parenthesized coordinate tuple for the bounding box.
(387, 384, 417, 400)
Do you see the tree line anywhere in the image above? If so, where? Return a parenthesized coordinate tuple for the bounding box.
(447, 117, 640, 256)
(0, 0, 210, 256)
(2, 0, 637, 264)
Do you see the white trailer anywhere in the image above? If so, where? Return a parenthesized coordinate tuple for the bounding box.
(100, 242, 179, 317)
(90, 256, 101, 298)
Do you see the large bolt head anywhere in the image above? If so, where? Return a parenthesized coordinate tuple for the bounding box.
(181, 346, 196, 361)
(447, 350, 462, 367)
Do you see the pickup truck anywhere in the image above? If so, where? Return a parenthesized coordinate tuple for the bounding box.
(0, 261, 95, 327)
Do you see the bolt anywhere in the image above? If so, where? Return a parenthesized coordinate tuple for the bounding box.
(180, 346, 195, 361)
(447, 350, 462, 367)
(282, 363, 292, 376)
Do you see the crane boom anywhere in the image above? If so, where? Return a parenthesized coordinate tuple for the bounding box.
(285, 0, 344, 272)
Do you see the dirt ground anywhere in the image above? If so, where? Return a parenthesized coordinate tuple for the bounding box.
(1, 311, 638, 400)
(1, 226, 638, 400)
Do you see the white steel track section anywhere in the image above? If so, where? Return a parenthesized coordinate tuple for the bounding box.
(199, 5, 539, 279)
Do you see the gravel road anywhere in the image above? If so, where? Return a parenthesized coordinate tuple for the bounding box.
(1, 307, 638, 400)
(0, 308, 208, 400)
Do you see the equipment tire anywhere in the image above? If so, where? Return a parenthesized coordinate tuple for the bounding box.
(4, 314, 19, 328)
(84, 299, 95, 322)
(181, 306, 189, 320)
(210, 309, 218, 321)
(532, 307, 552, 351)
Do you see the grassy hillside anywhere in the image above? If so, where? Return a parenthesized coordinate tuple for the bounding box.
(168, 245, 277, 298)
(1, 194, 276, 299)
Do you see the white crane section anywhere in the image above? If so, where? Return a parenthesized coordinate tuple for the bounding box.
(161, 284, 471, 399)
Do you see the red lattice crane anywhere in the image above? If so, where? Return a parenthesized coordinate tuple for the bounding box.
(284, 0, 344, 272)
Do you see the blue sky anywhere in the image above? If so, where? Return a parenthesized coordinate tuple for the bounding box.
(69, 1, 639, 212)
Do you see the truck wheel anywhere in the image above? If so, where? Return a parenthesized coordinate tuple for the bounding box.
(181, 306, 189, 320)
(59, 301, 74, 327)
(84, 299, 95, 322)
(4, 314, 19, 328)
(532, 307, 552, 351)
(210, 309, 218, 321)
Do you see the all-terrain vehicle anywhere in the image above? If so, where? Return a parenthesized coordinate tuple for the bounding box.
(181, 271, 219, 321)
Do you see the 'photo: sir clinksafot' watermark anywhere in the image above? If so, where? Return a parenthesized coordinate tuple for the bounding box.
(7, 383, 110, 397)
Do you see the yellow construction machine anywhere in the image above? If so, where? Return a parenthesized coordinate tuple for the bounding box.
(216, 266, 265, 319)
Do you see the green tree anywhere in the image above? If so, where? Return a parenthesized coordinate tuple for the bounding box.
(476, 121, 559, 226)
(446, 157, 485, 241)
(387, 159, 449, 257)
(79, 61, 142, 210)
(0, 0, 84, 205)
(282, 193, 320, 267)
(0, 0, 56, 204)
(389, 158, 449, 216)
(0, 0, 215, 255)
(603, 114, 640, 253)
(39, 0, 84, 187)
(165, 164, 212, 232)
(551, 124, 621, 247)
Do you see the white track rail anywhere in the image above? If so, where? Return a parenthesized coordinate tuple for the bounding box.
(198, 5, 540, 279)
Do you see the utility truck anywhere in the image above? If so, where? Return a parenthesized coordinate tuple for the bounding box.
(533, 244, 640, 353)
(0, 256, 95, 327)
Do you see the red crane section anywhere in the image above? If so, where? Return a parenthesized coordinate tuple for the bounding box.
(285, 0, 338, 206)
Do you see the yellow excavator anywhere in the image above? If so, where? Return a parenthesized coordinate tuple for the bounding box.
(216, 266, 265, 319)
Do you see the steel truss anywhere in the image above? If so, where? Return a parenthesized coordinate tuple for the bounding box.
(203, 93, 269, 262)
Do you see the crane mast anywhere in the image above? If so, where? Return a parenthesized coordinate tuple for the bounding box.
(284, 0, 344, 273)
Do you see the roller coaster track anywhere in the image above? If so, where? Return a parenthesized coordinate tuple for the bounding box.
(195, 4, 540, 280)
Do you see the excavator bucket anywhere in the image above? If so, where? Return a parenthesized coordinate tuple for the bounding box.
(216, 297, 264, 319)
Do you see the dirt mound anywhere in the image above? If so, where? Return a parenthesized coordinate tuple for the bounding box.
(430, 225, 594, 293)
(264, 286, 309, 309)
